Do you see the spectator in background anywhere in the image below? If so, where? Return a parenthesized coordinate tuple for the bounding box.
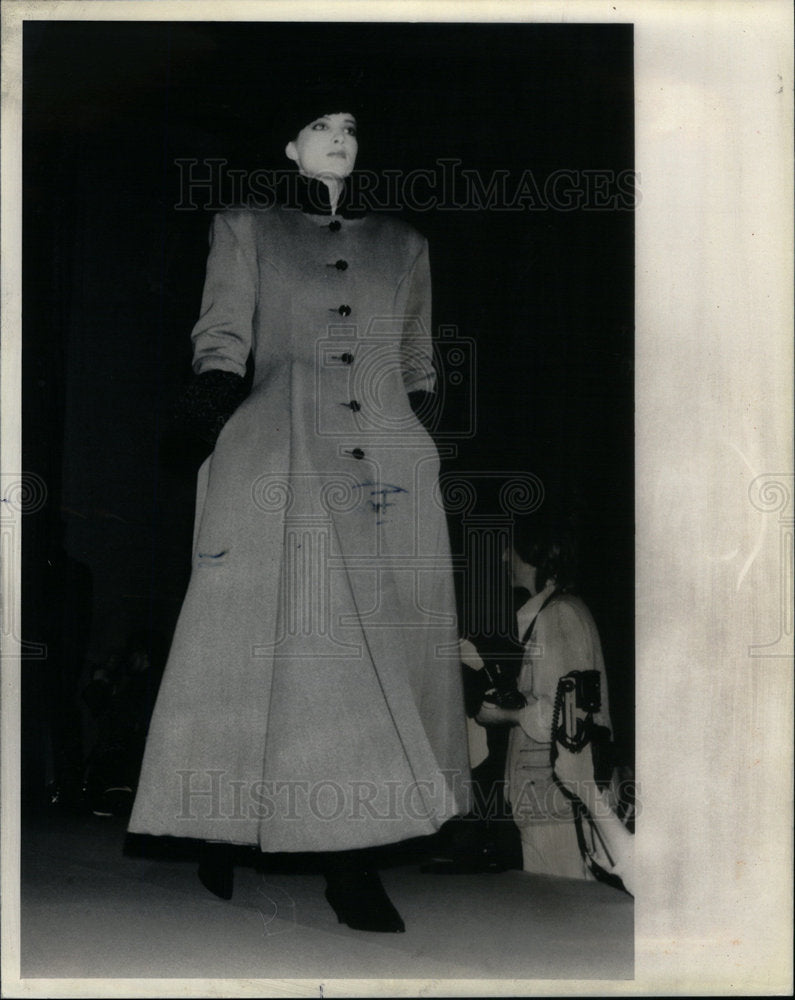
(476, 515, 612, 879)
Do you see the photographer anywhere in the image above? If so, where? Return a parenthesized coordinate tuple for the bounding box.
(476, 516, 612, 879)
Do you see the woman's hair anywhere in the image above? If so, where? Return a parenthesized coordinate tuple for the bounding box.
(511, 514, 580, 593)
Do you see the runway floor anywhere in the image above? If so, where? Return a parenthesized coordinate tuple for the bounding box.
(17, 808, 633, 987)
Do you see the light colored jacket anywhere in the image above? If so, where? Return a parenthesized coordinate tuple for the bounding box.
(506, 589, 611, 825)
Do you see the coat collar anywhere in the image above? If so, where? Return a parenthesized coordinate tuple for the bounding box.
(290, 175, 368, 219)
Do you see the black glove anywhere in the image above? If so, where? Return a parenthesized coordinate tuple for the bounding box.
(408, 389, 431, 416)
(173, 370, 247, 448)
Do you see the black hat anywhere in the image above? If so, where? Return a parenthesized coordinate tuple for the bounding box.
(277, 69, 367, 140)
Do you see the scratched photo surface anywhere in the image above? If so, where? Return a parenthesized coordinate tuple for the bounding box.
(19, 18, 634, 984)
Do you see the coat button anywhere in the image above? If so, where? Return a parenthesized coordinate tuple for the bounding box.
(328, 220, 341, 232)
(340, 353, 354, 365)
(348, 448, 365, 460)
(334, 259, 348, 271)
(337, 305, 351, 316)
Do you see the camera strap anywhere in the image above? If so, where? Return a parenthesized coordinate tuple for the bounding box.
(519, 588, 559, 647)
(572, 801, 629, 893)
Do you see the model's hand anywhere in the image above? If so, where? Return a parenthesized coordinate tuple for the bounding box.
(174, 370, 247, 447)
(407, 389, 430, 415)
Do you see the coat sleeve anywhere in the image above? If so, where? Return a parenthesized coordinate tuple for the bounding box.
(398, 238, 436, 394)
(190, 212, 258, 377)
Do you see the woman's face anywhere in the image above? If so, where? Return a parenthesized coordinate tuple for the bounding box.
(285, 112, 358, 179)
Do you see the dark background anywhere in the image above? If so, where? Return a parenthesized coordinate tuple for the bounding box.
(22, 21, 634, 805)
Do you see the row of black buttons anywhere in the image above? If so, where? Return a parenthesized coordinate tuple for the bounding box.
(323, 225, 365, 461)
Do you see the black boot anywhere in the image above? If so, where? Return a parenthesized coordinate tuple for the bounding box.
(324, 869, 405, 933)
(198, 841, 234, 900)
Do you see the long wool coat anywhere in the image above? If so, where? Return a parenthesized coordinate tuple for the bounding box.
(128, 202, 472, 851)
